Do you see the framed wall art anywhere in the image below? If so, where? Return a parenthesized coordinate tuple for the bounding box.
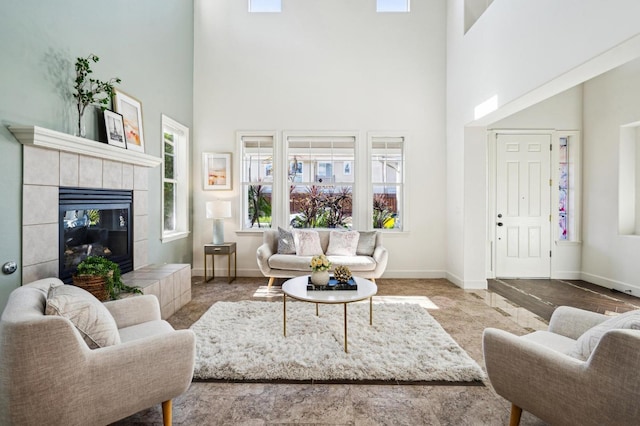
(113, 89, 145, 152)
(203, 152, 231, 190)
(103, 110, 127, 149)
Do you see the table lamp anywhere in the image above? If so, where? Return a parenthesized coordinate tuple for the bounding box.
(206, 200, 232, 244)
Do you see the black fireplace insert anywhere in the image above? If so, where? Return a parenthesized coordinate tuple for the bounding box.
(59, 187, 133, 283)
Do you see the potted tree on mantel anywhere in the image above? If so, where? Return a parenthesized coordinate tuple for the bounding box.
(73, 54, 121, 138)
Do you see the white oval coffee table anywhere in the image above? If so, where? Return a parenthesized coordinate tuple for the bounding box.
(282, 275, 377, 353)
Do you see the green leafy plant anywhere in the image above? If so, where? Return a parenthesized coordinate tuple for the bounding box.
(76, 255, 141, 300)
(73, 54, 121, 137)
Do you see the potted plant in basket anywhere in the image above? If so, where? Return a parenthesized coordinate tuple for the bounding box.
(73, 256, 141, 301)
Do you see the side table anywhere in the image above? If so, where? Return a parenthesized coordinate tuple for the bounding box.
(204, 242, 236, 283)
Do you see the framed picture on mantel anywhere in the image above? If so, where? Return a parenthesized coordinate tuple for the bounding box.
(113, 89, 145, 153)
(103, 110, 127, 149)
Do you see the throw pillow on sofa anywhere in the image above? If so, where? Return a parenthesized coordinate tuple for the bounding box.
(45, 283, 121, 349)
(293, 229, 323, 256)
(571, 309, 640, 360)
(326, 230, 360, 256)
(277, 226, 296, 254)
(356, 231, 377, 256)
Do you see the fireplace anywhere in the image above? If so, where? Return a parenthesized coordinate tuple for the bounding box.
(59, 187, 133, 283)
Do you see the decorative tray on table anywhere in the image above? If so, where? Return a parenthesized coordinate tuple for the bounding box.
(307, 277, 358, 291)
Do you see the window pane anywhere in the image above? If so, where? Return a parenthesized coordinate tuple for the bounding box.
(377, 0, 409, 12)
(164, 153, 174, 179)
(249, 0, 281, 13)
(163, 182, 176, 231)
(289, 185, 352, 229)
(245, 184, 272, 228)
(373, 186, 401, 229)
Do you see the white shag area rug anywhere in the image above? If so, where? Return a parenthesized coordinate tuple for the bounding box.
(190, 300, 485, 383)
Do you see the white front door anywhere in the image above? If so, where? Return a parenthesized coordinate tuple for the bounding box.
(495, 134, 551, 278)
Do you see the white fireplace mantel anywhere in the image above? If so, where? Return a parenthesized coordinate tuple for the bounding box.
(9, 125, 162, 168)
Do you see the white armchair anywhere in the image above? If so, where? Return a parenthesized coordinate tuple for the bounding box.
(483, 306, 640, 426)
(0, 278, 196, 426)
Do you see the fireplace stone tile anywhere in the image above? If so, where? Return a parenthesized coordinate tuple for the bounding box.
(134, 240, 148, 269)
(122, 164, 134, 190)
(134, 190, 148, 216)
(59, 152, 79, 187)
(23, 146, 59, 186)
(103, 160, 123, 189)
(134, 215, 148, 242)
(23, 223, 57, 266)
(134, 166, 148, 190)
(23, 185, 57, 225)
(23, 261, 58, 284)
(79, 156, 103, 188)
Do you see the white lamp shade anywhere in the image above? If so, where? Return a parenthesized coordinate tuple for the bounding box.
(206, 200, 232, 219)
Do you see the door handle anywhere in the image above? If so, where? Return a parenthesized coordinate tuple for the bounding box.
(497, 222, 503, 226)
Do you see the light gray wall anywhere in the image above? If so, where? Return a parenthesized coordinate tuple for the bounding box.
(192, 0, 448, 279)
(0, 0, 194, 311)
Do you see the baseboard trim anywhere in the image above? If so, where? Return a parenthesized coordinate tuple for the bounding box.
(551, 271, 582, 280)
(581, 272, 640, 298)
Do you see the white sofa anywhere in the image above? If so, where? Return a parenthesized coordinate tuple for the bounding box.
(256, 229, 388, 288)
(0, 277, 195, 426)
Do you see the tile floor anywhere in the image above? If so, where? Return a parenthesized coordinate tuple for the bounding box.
(113, 277, 566, 425)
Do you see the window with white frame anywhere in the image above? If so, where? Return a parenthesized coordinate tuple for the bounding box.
(240, 132, 275, 229)
(377, 0, 410, 13)
(286, 133, 356, 229)
(162, 115, 190, 242)
(249, 0, 281, 13)
(371, 135, 404, 230)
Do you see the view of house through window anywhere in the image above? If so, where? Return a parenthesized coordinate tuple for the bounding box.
(286, 134, 356, 229)
(371, 135, 404, 230)
(239, 131, 405, 231)
(162, 115, 190, 242)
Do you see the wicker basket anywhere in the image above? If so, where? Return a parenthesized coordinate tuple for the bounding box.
(72, 274, 109, 301)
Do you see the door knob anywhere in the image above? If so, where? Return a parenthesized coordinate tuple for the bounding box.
(497, 222, 503, 226)
(497, 213, 502, 218)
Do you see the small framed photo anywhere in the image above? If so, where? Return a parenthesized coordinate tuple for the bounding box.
(103, 110, 127, 149)
(203, 152, 231, 190)
(113, 90, 145, 152)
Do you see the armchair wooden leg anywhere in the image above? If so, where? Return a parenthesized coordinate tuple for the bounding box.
(162, 400, 172, 426)
(509, 404, 522, 426)
(267, 276, 275, 289)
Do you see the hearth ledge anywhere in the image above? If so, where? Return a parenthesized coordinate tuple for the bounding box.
(9, 125, 161, 168)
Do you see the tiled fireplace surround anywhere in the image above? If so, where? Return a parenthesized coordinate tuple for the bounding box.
(12, 126, 190, 318)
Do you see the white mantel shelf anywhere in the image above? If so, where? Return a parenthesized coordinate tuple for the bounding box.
(9, 125, 162, 168)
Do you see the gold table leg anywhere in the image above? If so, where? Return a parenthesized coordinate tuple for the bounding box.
(344, 303, 348, 353)
(283, 294, 287, 337)
(370, 297, 373, 325)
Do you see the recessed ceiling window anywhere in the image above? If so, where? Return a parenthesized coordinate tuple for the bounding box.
(249, 0, 281, 13)
(377, 0, 410, 13)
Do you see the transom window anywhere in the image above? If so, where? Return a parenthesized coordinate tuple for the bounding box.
(249, 0, 281, 13)
(377, 0, 410, 13)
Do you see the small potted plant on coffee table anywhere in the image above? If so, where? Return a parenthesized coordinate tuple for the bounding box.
(73, 256, 141, 301)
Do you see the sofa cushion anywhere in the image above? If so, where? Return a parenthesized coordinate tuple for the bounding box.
(45, 284, 121, 349)
(326, 230, 360, 256)
(293, 229, 323, 256)
(269, 254, 377, 272)
(356, 231, 377, 256)
(521, 330, 578, 356)
(571, 309, 640, 360)
(277, 227, 296, 254)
